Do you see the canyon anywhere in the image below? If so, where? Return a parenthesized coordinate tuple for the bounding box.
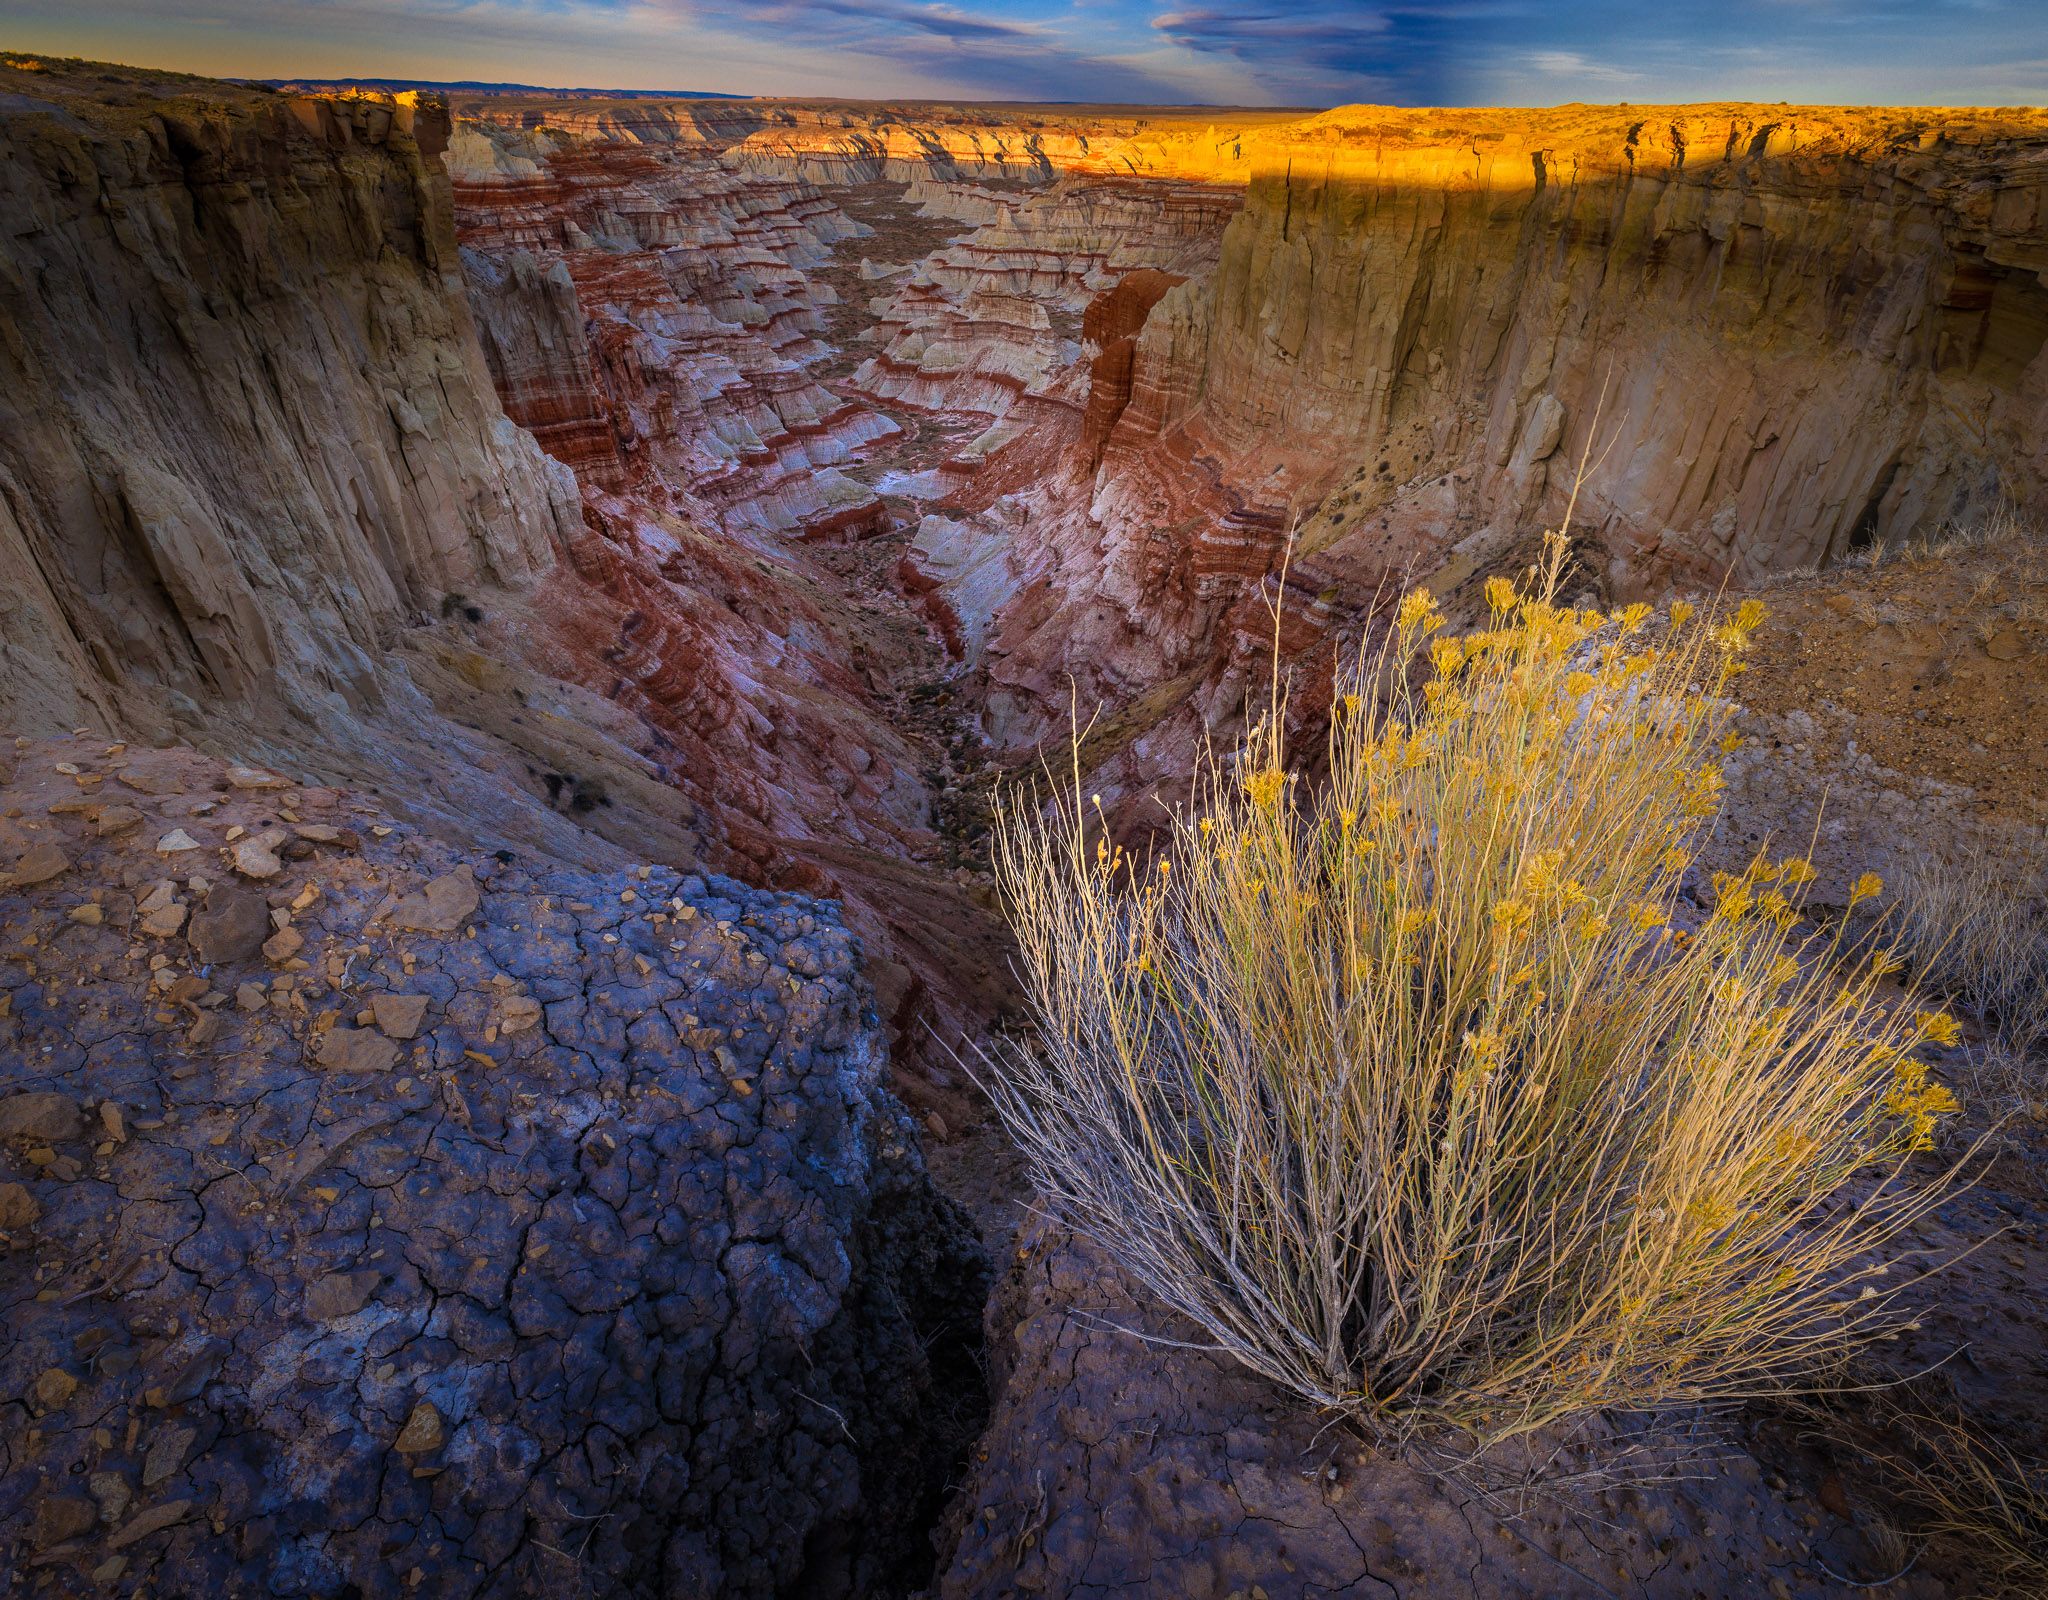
(2, 47, 2047, 1600)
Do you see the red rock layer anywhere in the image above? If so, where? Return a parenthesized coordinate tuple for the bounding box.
(1081, 268, 1187, 464)
(453, 138, 895, 534)
(897, 104, 2048, 846)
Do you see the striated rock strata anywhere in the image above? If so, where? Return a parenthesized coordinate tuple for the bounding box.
(891, 105, 2048, 838)
(0, 81, 577, 750)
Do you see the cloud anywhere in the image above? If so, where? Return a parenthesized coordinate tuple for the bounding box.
(1147, 5, 1405, 99)
(4, 0, 2043, 108)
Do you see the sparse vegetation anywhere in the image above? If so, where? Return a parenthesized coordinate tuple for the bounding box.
(1897, 840, 2048, 1100)
(1795, 1388, 2048, 1598)
(983, 534, 1969, 1444)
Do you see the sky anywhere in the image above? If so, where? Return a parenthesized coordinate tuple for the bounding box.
(0, 0, 2042, 109)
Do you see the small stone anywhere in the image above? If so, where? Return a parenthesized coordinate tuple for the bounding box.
(137, 879, 177, 913)
(0, 1092, 84, 1140)
(236, 982, 267, 1010)
(926, 1112, 950, 1140)
(188, 1013, 223, 1045)
(314, 1026, 399, 1073)
(68, 903, 104, 926)
(31, 1494, 96, 1549)
(499, 996, 544, 1034)
(371, 992, 431, 1039)
(263, 926, 305, 963)
(96, 805, 144, 835)
(2, 842, 71, 886)
(106, 1498, 192, 1550)
(141, 1424, 197, 1487)
(88, 1469, 132, 1525)
(1985, 628, 2022, 660)
(0, 1182, 41, 1230)
(100, 1102, 125, 1142)
(294, 823, 342, 843)
(35, 1366, 79, 1407)
(186, 888, 271, 964)
(140, 902, 188, 938)
(155, 829, 201, 854)
(304, 1268, 382, 1320)
(225, 766, 287, 789)
(233, 829, 288, 879)
(394, 1400, 445, 1454)
(388, 866, 480, 934)
(92, 1556, 128, 1586)
(115, 757, 186, 796)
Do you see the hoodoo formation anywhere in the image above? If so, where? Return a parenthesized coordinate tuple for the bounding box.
(2, 42, 2047, 1600)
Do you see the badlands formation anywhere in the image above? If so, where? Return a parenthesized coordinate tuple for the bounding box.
(0, 50, 2045, 1600)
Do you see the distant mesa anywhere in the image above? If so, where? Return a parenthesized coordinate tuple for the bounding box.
(256, 76, 747, 100)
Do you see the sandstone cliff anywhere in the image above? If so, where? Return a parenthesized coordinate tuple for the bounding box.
(887, 106, 2048, 835)
(0, 64, 1018, 1069)
(0, 78, 578, 746)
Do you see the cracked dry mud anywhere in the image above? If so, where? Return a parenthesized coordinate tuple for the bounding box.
(0, 739, 989, 1598)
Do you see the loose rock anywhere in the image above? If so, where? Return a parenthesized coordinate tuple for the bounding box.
(186, 887, 271, 964)
(388, 865, 479, 932)
(2, 842, 70, 886)
(313, 1025, 399, 1072)
(303, 1268, 383, 1320)
(0, 1093, 84, 1141)
(370, 991, 430, 1038)
(232, 827, 287, 879)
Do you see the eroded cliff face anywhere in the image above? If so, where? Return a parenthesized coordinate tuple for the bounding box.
(863, 105, 2048, 843)
(0, 81, 577, 747)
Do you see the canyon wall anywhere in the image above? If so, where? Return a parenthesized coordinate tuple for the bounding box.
(873, 106, 2048, 828)
(0, 82, 578, 748)
(0, 67, 1022, 1064)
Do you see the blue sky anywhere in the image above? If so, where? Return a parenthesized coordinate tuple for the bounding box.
(1, 0, 2042, 107)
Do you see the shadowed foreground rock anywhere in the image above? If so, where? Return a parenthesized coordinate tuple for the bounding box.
(935, 1227, 1961, 1600)
(0, 739, 989, 1598)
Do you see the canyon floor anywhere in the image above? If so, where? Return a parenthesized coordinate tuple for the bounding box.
(2, 58, 2046, 1600)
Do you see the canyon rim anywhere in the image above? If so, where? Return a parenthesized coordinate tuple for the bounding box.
(0, 43, 2046, 1600)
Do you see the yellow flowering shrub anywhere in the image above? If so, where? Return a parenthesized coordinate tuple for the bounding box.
(985, 536, 1969, 1444)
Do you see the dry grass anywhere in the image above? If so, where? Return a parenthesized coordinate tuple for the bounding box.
(1874, 1407, 2048, 1595)
(982, 536, 1970, 1445)
(1794, 1390, 2048, 1598)
(1897, 842, 2048, 1066)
